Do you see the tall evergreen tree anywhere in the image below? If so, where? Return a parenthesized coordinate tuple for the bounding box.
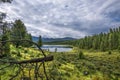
(11, 19, 27, 39)
(11, 19, 27, 47)
(37, 35, 42, 47)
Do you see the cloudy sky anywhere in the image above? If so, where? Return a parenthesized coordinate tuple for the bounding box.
(0, 0, 120, 38)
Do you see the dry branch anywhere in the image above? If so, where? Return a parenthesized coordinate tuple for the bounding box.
(9, 55, 53, 64)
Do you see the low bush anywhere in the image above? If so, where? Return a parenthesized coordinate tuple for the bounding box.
(78, 51, 84, 59)
(108, 51, 112, 55)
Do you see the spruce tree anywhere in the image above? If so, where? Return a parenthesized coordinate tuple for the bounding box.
(11, 19, 27, 47)
(37, 35, 42, 47)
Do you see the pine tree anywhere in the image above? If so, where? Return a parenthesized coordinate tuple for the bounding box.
(11, 19, 27, 39)
(11, 19, 27, 47)
(37, 35, 42, 47)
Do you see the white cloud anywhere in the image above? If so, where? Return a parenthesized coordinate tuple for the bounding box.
(0, 0, 120, 38)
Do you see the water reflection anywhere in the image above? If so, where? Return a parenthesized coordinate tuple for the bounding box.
(41, 45, 72, 52)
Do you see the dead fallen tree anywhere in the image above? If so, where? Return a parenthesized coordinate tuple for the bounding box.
(9, 55, 53, 64)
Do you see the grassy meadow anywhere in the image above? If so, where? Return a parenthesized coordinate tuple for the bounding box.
(0, 45, 120, 80)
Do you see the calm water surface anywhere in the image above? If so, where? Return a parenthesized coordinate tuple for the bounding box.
(41, 45, 72, 52)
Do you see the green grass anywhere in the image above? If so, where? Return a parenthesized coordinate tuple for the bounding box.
(47, 49, 120, 80)
(0, 45, 120, 80)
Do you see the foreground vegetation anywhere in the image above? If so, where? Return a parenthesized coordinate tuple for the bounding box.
(0, 45, 120, 80)
(48, 49, 120, 80)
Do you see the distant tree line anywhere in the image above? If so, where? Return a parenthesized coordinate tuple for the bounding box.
(59, 27, 120, 51)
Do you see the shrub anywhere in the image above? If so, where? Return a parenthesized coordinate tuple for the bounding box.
(11, 50, 18, 54)
(17, 51, 22, 57)
(78, 51, 84, 59)
(108, 51, 112, 55)
(24, 49, 28, 53)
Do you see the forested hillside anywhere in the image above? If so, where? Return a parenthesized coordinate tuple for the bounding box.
(56, 27, 120, 51)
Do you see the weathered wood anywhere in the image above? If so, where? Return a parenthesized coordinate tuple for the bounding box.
(9, 55, 53, 64)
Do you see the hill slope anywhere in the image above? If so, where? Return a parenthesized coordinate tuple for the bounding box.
(32, 36, 76, 42)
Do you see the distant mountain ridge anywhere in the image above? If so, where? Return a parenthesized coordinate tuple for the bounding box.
(32, 36, 76, 42)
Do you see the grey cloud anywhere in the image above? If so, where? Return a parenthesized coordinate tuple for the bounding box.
(0, 0, 120, 38)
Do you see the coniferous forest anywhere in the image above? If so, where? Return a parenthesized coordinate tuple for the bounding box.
(56, 27, 120, 51)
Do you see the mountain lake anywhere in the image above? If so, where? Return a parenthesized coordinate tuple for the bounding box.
(41, 45, 73, 52)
